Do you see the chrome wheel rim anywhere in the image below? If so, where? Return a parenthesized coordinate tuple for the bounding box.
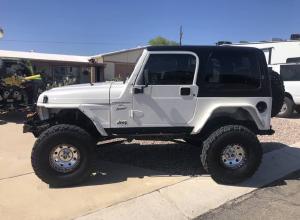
(49, 144, 80, 173)
(280, 102, 288, 114)
(221, 144, 246, 169)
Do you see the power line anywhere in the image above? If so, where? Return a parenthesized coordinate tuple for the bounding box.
(1, 39, 142, 45)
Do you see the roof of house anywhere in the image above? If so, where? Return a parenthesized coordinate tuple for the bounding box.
(92, 46, 146, 58)
(0, 50, 91, 63)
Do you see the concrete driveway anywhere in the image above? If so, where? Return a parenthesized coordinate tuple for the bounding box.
(0, 113, 300, 220)
(0, 114, 189, 220)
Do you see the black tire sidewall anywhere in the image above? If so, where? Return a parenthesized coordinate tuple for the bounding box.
(32, 126, 94, 186)
(270, 70, 285, 117)
(205, 129, 262, 184)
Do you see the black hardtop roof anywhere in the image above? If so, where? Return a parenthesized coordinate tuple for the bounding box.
(147, 45, 261, 53)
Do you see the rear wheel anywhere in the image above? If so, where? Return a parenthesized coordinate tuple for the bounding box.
(201, 125, 262, 184)
(277, 97, 294, 118)
(31, 124, 96, 187)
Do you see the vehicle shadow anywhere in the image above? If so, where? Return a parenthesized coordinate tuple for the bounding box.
(0, 112, 26, 125)
(289, 112, 300, 119)
(275, 112, 300, 119)
(73, 140, 294, 188)
(267, 169, 300, 189)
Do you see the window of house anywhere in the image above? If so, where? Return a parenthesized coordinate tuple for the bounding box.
(53, 66, 80, 86)
(204, 50, 261, 89)
(139, 54, 196, 85)
(280, 64, 300, 81)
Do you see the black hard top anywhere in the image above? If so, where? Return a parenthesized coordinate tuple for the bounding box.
(147, 45, 261, 53)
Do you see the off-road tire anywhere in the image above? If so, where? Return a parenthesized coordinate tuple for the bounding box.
(277, 97, 294, 118)
(201, 125, 262, 184)
(270, 70, 285, 117)
(31, 124, 96, 187)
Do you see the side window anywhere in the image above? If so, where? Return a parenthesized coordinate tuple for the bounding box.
(280, 64, 300, 81)
(139, 54, 196, 85)
(286, 57, 300, 63)
(205, 51, 261, 89)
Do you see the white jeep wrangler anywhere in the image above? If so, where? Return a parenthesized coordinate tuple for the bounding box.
(24, 46, 284, 186)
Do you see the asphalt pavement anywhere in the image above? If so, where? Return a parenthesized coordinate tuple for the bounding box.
(196, 170, 300, 220)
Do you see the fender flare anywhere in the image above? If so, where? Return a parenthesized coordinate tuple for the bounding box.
(78, 105, 108, 136)
(191, 104, 268, 135)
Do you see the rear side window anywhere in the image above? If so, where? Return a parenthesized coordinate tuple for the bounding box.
(280, 65, 300, 81)
(139, 54, 196, 85)
(204, 50, 261, 89)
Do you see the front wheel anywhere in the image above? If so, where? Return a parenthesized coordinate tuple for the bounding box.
(31, 124, 96, 187)
(201, 125, 262, 184)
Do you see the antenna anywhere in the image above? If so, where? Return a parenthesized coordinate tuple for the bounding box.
(179, 25, 183, 46)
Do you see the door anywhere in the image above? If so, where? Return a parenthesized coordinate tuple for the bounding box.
(132, 52, 199, 128)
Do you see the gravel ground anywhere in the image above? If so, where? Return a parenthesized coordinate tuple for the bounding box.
(258, 115, 300, 145)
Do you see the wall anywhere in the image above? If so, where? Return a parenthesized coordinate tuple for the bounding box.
(103, 49, 143, 63)
(96, 48, 144, 81)
(104, 62, 115, 80)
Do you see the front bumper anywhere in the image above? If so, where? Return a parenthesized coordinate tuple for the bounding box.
(23, 112, 50, 137)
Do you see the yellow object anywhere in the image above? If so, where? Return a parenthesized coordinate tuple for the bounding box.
(24, 74, 41, 81)
(2, 75, 24, 87)
(2, 74, 41, 87)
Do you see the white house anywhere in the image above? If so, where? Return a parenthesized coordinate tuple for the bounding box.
(92, 46, 145, 80)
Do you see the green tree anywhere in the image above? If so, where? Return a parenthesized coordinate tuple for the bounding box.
(148, 36, 179, 46)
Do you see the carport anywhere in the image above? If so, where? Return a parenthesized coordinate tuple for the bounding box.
(0, 50, 105, 85)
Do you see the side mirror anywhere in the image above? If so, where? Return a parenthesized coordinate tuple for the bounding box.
(133, 87, 144, 94)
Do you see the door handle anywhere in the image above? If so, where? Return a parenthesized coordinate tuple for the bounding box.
(180, 87, 191, 96)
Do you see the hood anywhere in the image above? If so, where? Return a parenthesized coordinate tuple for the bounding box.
(37, 82, 113, 105)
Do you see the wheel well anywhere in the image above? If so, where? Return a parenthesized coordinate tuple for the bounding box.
(285, 92, 294, 101)
(195, 108, 259, 141)
(52, 109, 100, 139)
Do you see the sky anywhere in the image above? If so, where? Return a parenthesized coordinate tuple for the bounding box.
(1, 0, 300, 56)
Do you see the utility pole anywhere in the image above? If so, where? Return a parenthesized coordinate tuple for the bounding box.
(179, 25, 183, 46)
(0, 27, 4, 39)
